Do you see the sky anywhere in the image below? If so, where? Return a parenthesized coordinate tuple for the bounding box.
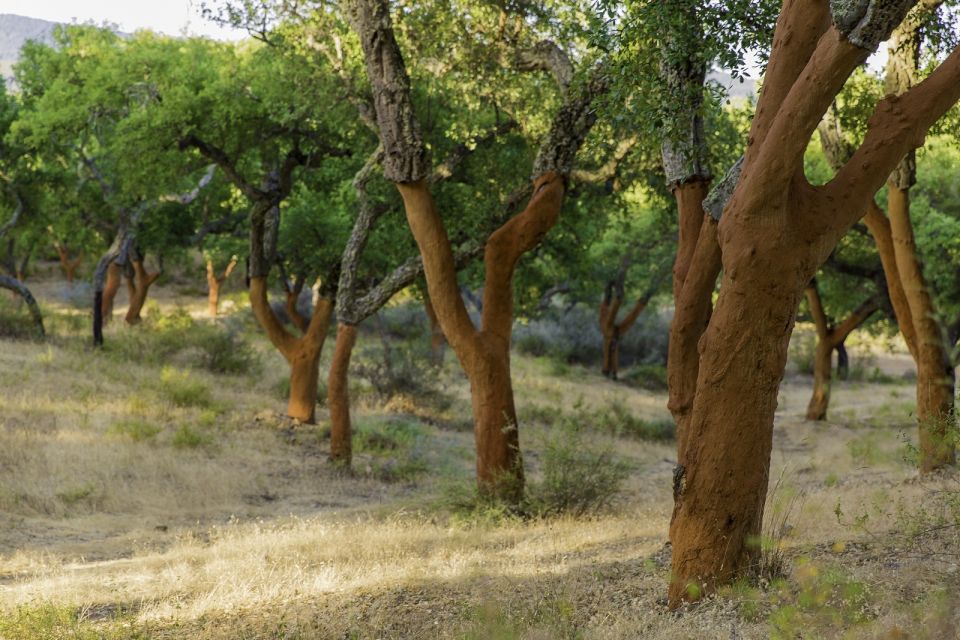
(3, 0, 246, 40)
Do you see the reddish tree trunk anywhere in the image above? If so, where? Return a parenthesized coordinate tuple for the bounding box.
(667, 215, 721, 447)
(396, 175, 563, 500)
(56, 245, 83, 284)
(600, 294, 650, 379)
(423, 291, 446, 366)
(668, 0, 960, 604)
(804, 284, 878, 421)
(206, 257, 238, 318)
(328, 323, 358, 465)
(670, 231, 806, 604)
(101, 262, 122, 324)
(249, 276, 333, 423)
(124, 260, 160, 325)
(888, 186, 956, 471)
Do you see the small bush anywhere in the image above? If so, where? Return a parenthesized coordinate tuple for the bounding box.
(515, 303, 670, 367)
(621, 364, 669, 391)
(589, 400, 675, 442)
(353, 326, 442, 401)
(0, 295, 43, 340)
(172, 424, 214, 449)
(109, 420, 162, 442)
(159, 367, 212, 408)
(107, 307, 261, 375)
(528, 419, 630, 517)
(353, 418, 430, 482)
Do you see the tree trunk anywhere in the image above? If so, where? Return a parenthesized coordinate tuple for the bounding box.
(124, 260, 160, 325)
(467, 336, 523, 501)
(599, 293, 621, 377)
(423, 291, 446, 366)
(101, 261, 122, 324)
(667, 215, 722, 446)
(670, 247, 805, 605)
(56, 245, 83, 284)
(206, 257, 237, 318)
(249, 276, 333, 424)
(807, 334, 834, 421)
(888, 186, 956, 471)
(328, 323, 358, 465)
(395, 177, 562, 500)
(835, 341, 849, 380)
(0, 275, 44, 337)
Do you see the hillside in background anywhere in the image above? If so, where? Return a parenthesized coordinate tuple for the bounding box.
(0, 14, 58, 83)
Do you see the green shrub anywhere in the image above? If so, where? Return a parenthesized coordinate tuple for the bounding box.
(172, 424, 214, 449)
(621, 363, 669, 391)
(107, 307, 261, 375)
(353, 418, 430, 482)
(590, 400, 675, 442)
(528, 419, 630, 517)
(159, 367, 212, 408)
(514, 303, 670, 367)
(353, 329, 441, 401)
(109, 419, 162, 442)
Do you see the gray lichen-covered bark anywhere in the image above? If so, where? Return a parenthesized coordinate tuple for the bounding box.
(0, 275, 44, 337)
(830, 0, 916, 50)
(659, 1, 710, 187)
(702, 156, 744, 221)
(531, 68, 609, 179)
(516, 40, 575, 93)
(345, 0, 429, 183)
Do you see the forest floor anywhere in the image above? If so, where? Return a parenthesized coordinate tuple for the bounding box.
(0, 266, 958, 639)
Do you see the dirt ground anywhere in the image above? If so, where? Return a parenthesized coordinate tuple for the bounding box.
(0, 267, 958, 639)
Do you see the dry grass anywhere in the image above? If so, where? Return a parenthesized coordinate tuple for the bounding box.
(0, 267, 958, 639)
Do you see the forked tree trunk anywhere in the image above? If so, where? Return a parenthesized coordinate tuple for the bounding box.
(101, 261, 122, 324)
(328, 323, 358, 465)
(56, 245, 83, 284)
(124, 260, 161, 325)
(888, 186, 956, 470)
(206, 257, 238, 318)
(600, 293, 651, 379)
(804, 283, 878, 420)
(668, 0, 960, 605)
(249, 276, 333, 423)
(395, 176, 565, 499)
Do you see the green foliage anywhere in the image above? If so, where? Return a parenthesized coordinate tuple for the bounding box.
(528, 418, 630, 517)
(353, 418, 430, 482)
(107, 307, 261, 375)
(159, 367, 212, 408)
(515, 304, 670, 367)
(172, 424, 215, 449)
(108, 419, 162, 442)
(0, 604, 145, 640)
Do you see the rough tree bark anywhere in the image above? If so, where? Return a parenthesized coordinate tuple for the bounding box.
(804, 280, 879, 420)
(668, 1, 960, 606)
(206, 256, 238, 317)
(347, 0, 606, 499)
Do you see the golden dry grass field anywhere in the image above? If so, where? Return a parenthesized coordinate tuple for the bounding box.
(0, 266, 958, 639)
